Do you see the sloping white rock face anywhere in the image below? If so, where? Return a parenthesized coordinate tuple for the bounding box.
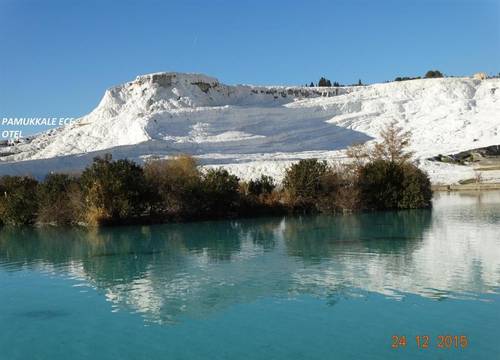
(0, 72, 499, 184)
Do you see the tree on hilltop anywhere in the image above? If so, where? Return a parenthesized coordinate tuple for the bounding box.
(424, 70, 443, 78)
(318, 77, 332, 87)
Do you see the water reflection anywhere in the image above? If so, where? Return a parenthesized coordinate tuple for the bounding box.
(0, 191, 499, 324)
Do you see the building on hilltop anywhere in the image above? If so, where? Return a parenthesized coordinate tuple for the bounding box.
(473, 72, 487, 80)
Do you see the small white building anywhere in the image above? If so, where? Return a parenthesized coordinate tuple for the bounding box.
(473, 72, 487, 80)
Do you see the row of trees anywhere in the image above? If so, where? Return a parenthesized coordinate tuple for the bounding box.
(309, 69, 445, 87)
(0, 122, 432, 227)
(307, 77, 363, 87)
(394, 70, 444, 82)
(307, 77, 339, 87)
(317, 77, 337, 87)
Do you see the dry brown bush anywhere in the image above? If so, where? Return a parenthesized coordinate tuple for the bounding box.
(144, 155, 202, 217)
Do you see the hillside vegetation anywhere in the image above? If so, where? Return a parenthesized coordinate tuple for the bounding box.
(0, 123, 431, 226)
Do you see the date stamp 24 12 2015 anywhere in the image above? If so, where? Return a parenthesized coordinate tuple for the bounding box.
(391, 335, 469, 350)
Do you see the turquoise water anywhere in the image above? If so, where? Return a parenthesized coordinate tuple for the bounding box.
(1, 192, 499, 359)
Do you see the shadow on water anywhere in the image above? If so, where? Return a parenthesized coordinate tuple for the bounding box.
(282, 209, 432, 263)
(0, 210, 432, 267)
(0, 209, 437, 323)
(0, 219, 282, 285)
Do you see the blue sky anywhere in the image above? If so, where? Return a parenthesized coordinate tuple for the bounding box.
(0, 0, 499, 136)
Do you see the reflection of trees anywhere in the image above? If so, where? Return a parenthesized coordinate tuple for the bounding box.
(0, 219, 277, 281)
(0, 210, 433, 289)
(2, 207, 481, 324)
(282, 215, 362, 262)
(0, 218, 287, 324)
(82, 227, 171, 287)
(0, 227, 90, 268)
(357, 209, 432, 252)
(0, 222, 245, 282)
(237, 217, 281, 251)
(283, 209, 432, 262)
(171, 220, 243, 262)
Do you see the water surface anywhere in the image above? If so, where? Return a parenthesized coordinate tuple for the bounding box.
(1, 191, 499, 359)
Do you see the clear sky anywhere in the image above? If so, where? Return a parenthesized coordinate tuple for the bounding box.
(0, 0, 499, 135)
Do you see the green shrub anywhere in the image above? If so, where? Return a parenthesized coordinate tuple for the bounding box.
(282, 159, 342, 212)
(399, 163, 433, 209)
(80, 155, 149, 225)
(241, 175, 283, 216)
(358, 160, 432, 210)
(283, 159, 328, 199)
(0, 176, 39, 225)
(37, 173, 83, 225)
(248, 175, 276, 196)
(201, 168, 240, 216)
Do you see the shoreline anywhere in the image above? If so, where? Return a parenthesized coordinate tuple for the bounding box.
(432, 183, 500, 192)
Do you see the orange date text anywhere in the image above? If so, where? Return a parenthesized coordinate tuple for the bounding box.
(391, 335, 468, 350)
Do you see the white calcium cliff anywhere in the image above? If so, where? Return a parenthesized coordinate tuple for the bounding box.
(0, 72, 499, 184)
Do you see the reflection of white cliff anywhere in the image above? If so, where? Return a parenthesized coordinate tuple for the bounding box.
(291, 192, 500, 299)
(2, 192, 498, 324)
(82, 193, 500, 324)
